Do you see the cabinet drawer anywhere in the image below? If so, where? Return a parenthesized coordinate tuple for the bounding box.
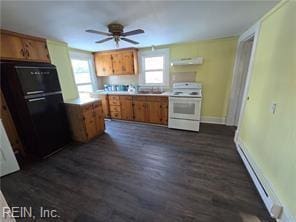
(109, 95, 120, 101)
(110, 111, 121, 119)
(109, 100, 120, 106)
(110, 105, 121, 112)
(119, 96, 132, 101)
(146, 96, 162, 102)
(160, 96, 168, 102)
(133, 96, 147, 101)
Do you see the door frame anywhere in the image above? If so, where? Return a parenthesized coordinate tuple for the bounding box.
(226, 22, 261, 128)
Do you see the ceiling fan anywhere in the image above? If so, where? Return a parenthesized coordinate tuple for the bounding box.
(86, 23, 144, 47)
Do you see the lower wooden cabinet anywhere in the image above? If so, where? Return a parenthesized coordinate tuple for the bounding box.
(0, 90, 24, 155)
(65, 100, 105, 142)
(133, 100, 147, 122)
(99, 94, 110, 118)
(106, 95, 168, 125)
(120, 96, 133, 120)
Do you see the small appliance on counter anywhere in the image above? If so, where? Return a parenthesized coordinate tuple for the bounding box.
(127, 85, 137, 93)
(168, 82, 202, 132)
(1, 61, 71, 158)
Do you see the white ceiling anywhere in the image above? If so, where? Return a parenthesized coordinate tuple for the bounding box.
(1, 1, 277, 51)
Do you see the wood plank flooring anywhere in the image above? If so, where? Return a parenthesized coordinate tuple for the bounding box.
(1, 121, 273, 222)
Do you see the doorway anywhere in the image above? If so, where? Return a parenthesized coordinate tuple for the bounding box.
(226, 23, 260, 127)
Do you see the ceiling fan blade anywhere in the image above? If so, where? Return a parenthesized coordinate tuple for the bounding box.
(95, 37, 113, 43)
(121, 29, 144, 37)
(86, 29, 111, 36)
(121, 37, 139, 45)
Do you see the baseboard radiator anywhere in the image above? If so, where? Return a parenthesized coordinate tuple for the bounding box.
(236, 143, 293, 222)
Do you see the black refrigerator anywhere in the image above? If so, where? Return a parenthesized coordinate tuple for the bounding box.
(1, 61, 70, 158)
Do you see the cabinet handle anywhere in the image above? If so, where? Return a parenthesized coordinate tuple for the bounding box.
(28, 97, 45, 102)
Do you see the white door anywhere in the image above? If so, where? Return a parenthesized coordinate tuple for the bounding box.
(0, 119, 20, 177)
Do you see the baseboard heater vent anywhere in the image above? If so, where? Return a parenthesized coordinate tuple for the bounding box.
(237, 144, 283, 220)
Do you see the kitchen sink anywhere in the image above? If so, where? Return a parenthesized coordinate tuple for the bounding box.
(137, 91, 163, 94)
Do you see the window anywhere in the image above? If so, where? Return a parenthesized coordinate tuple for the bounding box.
(70, 51, 97, 95)
(139, 49, 169, 86)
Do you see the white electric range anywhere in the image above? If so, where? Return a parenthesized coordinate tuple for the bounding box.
(168, 82, 202, 132)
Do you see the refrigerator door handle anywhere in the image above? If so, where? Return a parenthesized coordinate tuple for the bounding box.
(28, 97, 46, 102)
(27, 90, 44, 95)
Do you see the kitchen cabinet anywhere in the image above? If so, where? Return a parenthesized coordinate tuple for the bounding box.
(109, 95, 121, 119)
(94, 53, 113, 76)
(65, 100, 105, 142)
(133, 100, 147, 122)
(120, 96, 133, 120)
(98, 94, 110, 118)
(0, 33, 25, 60)
(0, 90, 24, 156)
(94, 48, 138, 76)
(0, 29, 50, 63)
(106, 95, 168, 125)
(161, 99, 168, 125)
(22, 38, 50, 62)
(147, 101, 162, 124)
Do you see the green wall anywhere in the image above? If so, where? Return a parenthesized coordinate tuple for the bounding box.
(47, 40, 78, 100)
(168, 37, 237, 118)
(238, 1, 296, 217)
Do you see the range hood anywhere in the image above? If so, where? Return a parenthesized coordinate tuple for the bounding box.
(171, 57, 203, 66)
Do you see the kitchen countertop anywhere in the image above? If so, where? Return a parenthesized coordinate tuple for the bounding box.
(64, 97, 101, 106)
(91, 91, 171, 97)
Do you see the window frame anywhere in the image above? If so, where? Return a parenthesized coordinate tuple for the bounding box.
(139, 48, 170, 86)
(69, 51, 98, 93)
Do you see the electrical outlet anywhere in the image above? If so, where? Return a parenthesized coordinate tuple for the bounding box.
(271, 103, 277, 114)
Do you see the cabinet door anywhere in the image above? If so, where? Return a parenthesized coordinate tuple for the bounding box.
(112, 51, 134, 75)
(82, 105, 97, 139)
(161, 101, 168, 125)
(93, 103, 105, 134)
(99, 95, 110, 118)
(121, 51, 134, 75)
(0, 33, 25, 60)
(111, 53, 123, 75)
(120, 97, 133, 120)
(94, 53, 113, 76)
(84, 115, 97, 140)
(147, 101, 162, 124)
(133, 101, 147, 122)
(23, 39, 50, 62)
(0, 91, 24, 155)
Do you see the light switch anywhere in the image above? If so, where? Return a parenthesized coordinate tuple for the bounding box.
(271, 103, 277, 114)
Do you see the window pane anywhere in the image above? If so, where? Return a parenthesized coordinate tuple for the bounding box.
(145, 71, 163, 84)
(145, 56, 163, 70)
(77, 84, 93, 92)
(71, 59, 91, 84)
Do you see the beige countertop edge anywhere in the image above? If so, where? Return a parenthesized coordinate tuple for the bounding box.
(93, 92, 171, 97)
(64, 97, 101, 106)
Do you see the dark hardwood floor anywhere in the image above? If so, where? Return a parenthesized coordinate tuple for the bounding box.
(1, 121, 273, 222)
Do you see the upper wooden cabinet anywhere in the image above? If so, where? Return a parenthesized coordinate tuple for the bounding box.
(94, 48, 138, 76)
(94, 53, 113, 76)
(0, 29, 51, 63)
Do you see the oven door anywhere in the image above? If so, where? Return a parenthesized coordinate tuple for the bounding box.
(169, 97, 201, 120)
